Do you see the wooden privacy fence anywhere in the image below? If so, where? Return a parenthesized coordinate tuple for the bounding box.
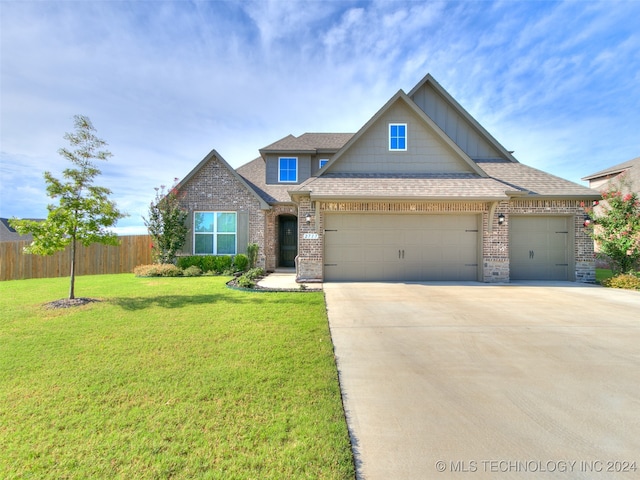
(0, 235, 153, 281)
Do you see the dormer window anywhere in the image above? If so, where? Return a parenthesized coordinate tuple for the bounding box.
(389, 123, 407, 151)
(278, 157, 298, 182)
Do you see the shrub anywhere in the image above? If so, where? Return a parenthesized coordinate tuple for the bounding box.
(244, 267, 265, 281)
(183, 265, 203, 277)
(247, 243, 259, 269)
(601, 273, 640, 290)
(143, 180, 188, 265)
(134, 264, 183, 277)
(233, 254, 249, 272)
(236, 275, 255, 289)
(213, 255, 233, 274)
(176, 255, 233, 274)
(176, 256, 200, 270)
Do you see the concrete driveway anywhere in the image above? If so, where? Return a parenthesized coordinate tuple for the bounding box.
(324, 282, 640, 479)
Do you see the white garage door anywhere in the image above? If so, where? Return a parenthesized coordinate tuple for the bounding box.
(509, 216, 573, 281)
(324, 214, 479, 281)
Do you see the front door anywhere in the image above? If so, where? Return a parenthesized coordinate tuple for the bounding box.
(278, 216, 298, 268)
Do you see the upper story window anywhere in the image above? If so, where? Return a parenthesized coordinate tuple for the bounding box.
(389, 123, 407, 151)
(194, 211, 237, 255)
(279, 157, 298, 182)
(319, 159, 329, 169)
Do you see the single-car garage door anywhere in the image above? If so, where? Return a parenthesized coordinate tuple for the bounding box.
(509, 216, 574, 281)
(324, 214, 479, 281)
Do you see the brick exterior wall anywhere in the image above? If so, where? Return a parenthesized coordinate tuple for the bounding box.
(177, 156, 267, 268)
(294, 197, 596, 283)
(296, 197, 323, 282)
(264, 205, 298, 272)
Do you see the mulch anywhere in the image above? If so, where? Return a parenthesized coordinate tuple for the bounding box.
(44, 298, 102, 309)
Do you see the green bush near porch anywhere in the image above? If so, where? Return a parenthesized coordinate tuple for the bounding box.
(0, 275, 354, 479)
(176, 255, 233, 274)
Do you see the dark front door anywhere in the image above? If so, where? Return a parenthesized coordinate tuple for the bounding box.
(278, 216, 298, 268)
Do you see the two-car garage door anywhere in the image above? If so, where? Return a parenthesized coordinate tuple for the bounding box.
(324, 214, 479, 281)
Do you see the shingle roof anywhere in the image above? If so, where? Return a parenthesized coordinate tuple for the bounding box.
(237, 158, 600, 204)
(292, 173, 511, 200)
(582, 156, 640, 181)
(476, 159, 599, 197)
(260, 133, 354, 152)
(236, 157, 293, 204)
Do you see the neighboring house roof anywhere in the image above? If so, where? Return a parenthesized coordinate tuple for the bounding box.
(581, 156, 640, 193)
(0, 217, 38, 242)
(176, 149, 271, 210)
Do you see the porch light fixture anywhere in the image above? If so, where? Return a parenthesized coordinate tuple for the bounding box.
(583, 214, 592, 227)
(305, 213, 312, 224)
(497, 213, 505, 225)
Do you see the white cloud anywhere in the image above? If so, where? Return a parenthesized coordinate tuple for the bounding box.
(2, 0, 640, 229)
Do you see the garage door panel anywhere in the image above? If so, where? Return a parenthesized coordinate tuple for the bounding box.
(510, 216, 573, 281)
(324, 214, 479, 281)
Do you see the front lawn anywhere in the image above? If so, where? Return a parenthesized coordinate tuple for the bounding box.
(0, 274, 354, 479)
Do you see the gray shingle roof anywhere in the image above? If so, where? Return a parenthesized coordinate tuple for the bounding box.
(582, 156, 640, 180)
(476, 159, 599, 197)
(292, 173, 511, 200)
(237, 158, 600, 204)
(236, 157, 293, 204)
(260, 133, 354, 152)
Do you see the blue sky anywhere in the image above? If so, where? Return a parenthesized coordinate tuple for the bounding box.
(1, 0, 639, 234)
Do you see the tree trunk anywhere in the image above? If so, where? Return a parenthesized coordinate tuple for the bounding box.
(69, 236, 76, 299)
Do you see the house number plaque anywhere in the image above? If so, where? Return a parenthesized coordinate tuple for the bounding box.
(303, 233, 319, 239)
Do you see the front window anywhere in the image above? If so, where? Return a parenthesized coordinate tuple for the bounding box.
(279, 157, 298, 182)
(389, 123, 407, 151)
(319, 158, 329, 168)
(194, 212, 237, 255)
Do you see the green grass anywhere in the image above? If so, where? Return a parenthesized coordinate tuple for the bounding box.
(596, 268, 614, 283)
(0, 275, 355, 479)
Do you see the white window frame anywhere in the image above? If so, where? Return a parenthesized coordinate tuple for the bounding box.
(319, 158, 329, 169)
(389, 123, 407, 151)
(278, 157, 298, 183)
(193, 211, 237, 255)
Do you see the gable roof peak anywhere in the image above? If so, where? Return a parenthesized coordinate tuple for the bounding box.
(408, 73, 519, 164)
(176, 149, 270, 210)
(319, 89, 488, 178)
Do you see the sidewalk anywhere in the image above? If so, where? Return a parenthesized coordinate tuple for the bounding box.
(256, 272, 322, 290)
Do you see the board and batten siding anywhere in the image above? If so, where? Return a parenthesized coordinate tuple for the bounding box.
(329, 102, 474, 175)
(410, 84, 503, 160)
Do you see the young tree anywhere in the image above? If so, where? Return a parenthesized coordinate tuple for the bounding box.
(10, 115, 126, 300)
(587, 174, 640, 274)
(143, 180, 188, 264)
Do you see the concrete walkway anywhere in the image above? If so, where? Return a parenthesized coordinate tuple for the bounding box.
(256, 271, 322, 290)
(324, 282, 640, 479)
